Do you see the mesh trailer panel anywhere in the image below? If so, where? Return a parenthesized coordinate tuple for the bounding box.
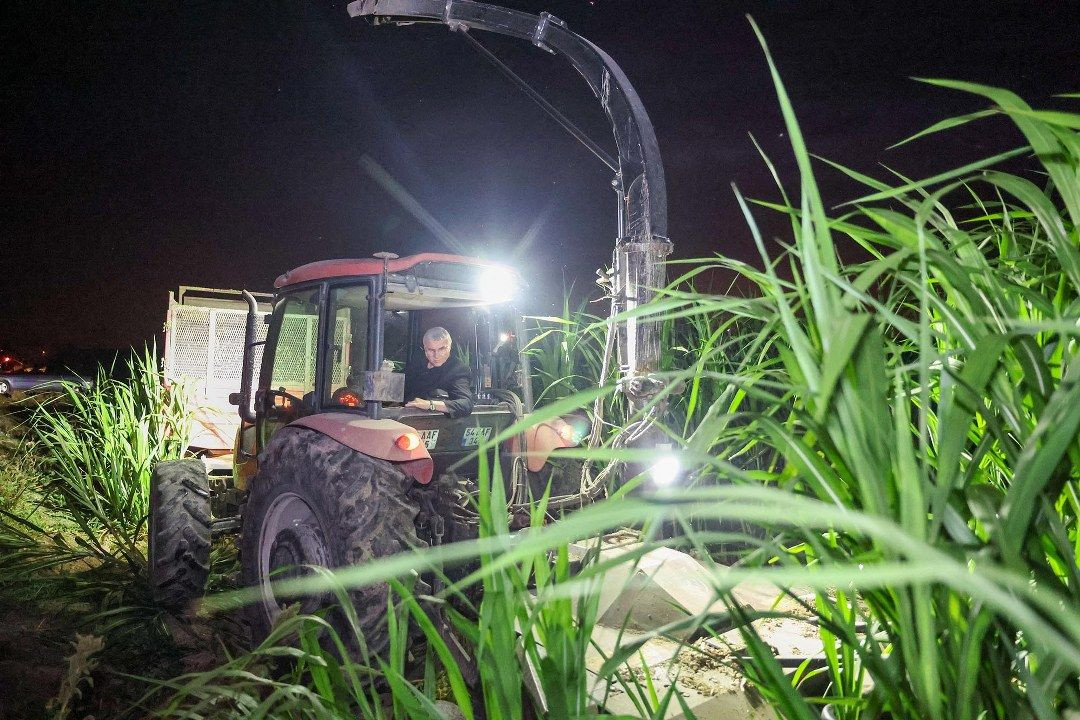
(165, 304, 270, 400)
(164, 293, 270, 451)
(164, 291, 350, 451)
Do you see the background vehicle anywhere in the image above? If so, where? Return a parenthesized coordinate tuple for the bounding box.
(0, 352, 24, 374)
(0, 368, 92, 396)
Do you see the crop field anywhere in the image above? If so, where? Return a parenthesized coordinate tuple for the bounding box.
(1, 55, 1078, 720)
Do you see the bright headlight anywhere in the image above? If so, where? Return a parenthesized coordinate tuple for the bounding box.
(478, 266, 519, 303)
(649, 454, 681, 486)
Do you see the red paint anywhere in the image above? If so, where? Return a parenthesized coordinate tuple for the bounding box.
(397, 457, 434, 485)
(289, 413, 434, 484)
(274, 253, 509, 289)
(523, 416, 578, 473)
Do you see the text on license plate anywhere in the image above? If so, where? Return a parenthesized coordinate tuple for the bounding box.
(461, 426, 493, 447)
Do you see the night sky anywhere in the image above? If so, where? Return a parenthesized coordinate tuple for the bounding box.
(3, 0, 1079, 358)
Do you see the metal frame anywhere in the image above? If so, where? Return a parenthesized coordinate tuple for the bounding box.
(248, 273, 528, 424)
(347, 0, 673, 409)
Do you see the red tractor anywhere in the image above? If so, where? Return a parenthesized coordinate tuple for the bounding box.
(149, 0, 674, 656)
(149, 253, 590, 649)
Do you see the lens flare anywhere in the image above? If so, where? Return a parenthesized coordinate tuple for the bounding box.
(478, 266, 519, 303)
(649, 455, 681, 486)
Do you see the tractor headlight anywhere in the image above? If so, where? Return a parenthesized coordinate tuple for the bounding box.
(478, 266, 519, 303)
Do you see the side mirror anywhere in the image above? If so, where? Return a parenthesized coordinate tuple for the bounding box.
(361, 370, 405, 403)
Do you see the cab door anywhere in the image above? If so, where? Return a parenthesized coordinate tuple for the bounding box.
(256, 285, 325, 451)
(319, 281, 374, 410)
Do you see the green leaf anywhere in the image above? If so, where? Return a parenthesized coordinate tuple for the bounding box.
(815, 313, 871, 423)
(1000, 365, 1080, 565)
(842, 146, 1030, 206)
(889, 107, 1000, 148)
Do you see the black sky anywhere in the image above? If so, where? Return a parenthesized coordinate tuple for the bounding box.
(2, 0, 1079, 357)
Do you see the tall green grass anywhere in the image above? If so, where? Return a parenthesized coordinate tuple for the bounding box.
(186, 51, 1080, 720)
(525, 296, 610, 407)
(674, 21, 1080, 720)
(0, 349, 191, 623)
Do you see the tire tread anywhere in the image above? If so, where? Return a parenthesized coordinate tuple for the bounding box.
(149, 459, 212, 610)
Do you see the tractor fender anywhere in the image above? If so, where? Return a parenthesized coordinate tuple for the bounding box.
(289, 413, 434, 484)
(523, 416, 580, 473)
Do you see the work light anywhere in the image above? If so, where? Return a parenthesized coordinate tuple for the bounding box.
(649, 454, 681, 486)
(478, 266, 519, 303)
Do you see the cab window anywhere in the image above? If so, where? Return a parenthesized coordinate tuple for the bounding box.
(323, 284, 370, 408)
(382, 309, 411, 373)
(264, 288, 321, 419)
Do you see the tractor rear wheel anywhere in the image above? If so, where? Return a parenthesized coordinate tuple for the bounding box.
(240, 427, 425, 659)
(148, 459, 212, 610)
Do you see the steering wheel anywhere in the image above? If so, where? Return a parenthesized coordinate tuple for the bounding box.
(264, 387, 306, 416)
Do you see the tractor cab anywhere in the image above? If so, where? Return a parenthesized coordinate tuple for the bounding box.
(249, 253, 530, 484)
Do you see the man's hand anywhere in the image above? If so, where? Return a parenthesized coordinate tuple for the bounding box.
(405, 397, 442, 412)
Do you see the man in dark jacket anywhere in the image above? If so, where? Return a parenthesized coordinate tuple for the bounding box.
(404, 327, 474, 418)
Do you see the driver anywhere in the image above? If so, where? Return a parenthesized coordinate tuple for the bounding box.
(404, 327, 473, 418)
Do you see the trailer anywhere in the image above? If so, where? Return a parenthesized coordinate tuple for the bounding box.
(163, 287, 273, 466)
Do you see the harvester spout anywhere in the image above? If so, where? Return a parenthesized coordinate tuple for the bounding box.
(347, 0, 672, 410)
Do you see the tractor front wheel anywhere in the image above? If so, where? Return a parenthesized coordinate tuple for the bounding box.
(240, 427, 424, 658)
(148, 459, 212, 610)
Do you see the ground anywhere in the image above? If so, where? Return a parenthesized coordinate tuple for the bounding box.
(0, 394, 171, 718)
(0, 603, 67, 719)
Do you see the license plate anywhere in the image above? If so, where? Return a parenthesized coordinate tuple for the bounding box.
(461, 426, 492, 447)
(418, 429, 440, 449)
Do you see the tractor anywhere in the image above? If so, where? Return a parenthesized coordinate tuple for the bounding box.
(148, 252, 595, 648)
(149, 0, 674, 656)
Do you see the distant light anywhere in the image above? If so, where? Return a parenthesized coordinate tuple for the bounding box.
(498, 332, 509, 343)
(478, 266, 518, 303)
(649, 455, 681, 486)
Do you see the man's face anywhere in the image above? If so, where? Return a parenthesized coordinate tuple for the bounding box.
(423, 337, 451, 368)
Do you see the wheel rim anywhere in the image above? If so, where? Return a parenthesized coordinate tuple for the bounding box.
(258, 492, 330, 621)
(0, 381, 8, 394)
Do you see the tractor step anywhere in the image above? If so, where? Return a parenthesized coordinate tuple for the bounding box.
(211, 516, 242, 537)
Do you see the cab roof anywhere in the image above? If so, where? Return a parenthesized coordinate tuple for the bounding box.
(274, 253, 508, 289)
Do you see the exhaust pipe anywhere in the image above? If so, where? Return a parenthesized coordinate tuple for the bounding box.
(234, 290, 260, 423)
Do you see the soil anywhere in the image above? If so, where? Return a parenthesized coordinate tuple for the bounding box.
(0, 395, 245, 718)
(0, 603, 70, 719)
(0, 593, 254, 719)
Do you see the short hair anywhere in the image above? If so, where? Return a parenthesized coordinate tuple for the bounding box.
(422, 326, 451, 345)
